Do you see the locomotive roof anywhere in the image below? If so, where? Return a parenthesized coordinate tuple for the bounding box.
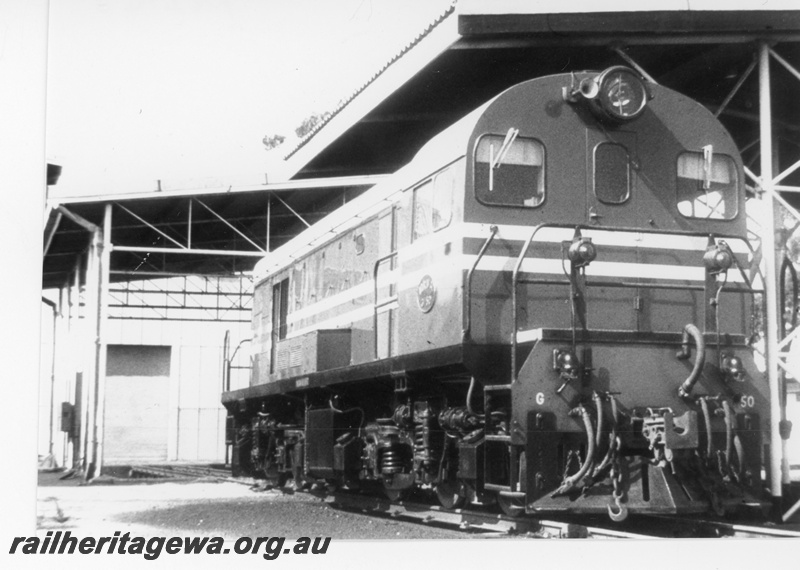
(252, 101, 490, 285)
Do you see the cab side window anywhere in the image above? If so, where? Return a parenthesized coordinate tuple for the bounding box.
(413, 168, 454, 241)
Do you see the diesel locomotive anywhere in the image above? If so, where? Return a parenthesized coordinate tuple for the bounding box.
(222, 66, 770, 520)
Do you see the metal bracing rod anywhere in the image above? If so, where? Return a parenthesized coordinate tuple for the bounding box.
(53, 211, 308, 237)
(56, 205, 100, 233)
(745, 166, 800, 224)
(271, 192, 312, 228)
(776, 185, 800, 193)
(770, 47, 800, 82)
(784, 496, 800, 522)
(758, 42, 788, 498)
(776, 358, 800, 385)
(773, 158, 800, 187)
(44, 211, 62, 257)
(114, 202, 187, 249)
(112, 245, 265, 257)
(109, 269, 251, 278)
(120, 274, 211, 314)
(193, 198, 265, 252)
(715, 55, 757, 118)
(778, 325, 800, 351)
(740, 138, 761, 155)
(612, 47, 658, 84)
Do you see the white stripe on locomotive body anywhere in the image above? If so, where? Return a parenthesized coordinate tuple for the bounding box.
(287, 268, 398, 325)
(462, 255, 743, 283)
(461, 223, 752, 255)
(261, 222, 755, 344)
(287, 301, 399, 341)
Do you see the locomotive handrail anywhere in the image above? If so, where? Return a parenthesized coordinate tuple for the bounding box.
(221, 331, 252, 393)
(373, 250, 398, 359)
(510, 223, 759, 382)
(463, 224, 498, 342)
(511, 222, 549, 382)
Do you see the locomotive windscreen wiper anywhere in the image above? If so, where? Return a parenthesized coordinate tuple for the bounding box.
(491, 127, 519, 170)
(489, 127, 519, 192)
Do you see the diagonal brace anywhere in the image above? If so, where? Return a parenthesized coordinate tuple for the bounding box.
(115, 202, 187, 249)
(271, 192, 312, 228)
(715, 56, 757, 118)
(613, 47, 657, 84)
(193, 198, 266, 252)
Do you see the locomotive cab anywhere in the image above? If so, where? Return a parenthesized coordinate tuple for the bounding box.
(462, 69, 763, 518)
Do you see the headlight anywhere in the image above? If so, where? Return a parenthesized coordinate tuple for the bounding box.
(574, 66, 651, 123)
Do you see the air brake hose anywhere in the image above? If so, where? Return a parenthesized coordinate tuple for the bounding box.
(699, 397, 713, 460)
(593, 391, 604, 449)
(677, 323, 706, 399)
(552, 405, 595, 496)
(722, 400, 734, 471)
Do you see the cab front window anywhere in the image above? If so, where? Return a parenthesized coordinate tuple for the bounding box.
(475, 134, 544, 208)
(677, 151, 738, 220)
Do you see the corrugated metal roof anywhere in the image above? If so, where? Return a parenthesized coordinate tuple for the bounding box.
(283, 1, 458, 162)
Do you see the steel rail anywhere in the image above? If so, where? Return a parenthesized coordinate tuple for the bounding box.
(325, 491, 650, 538)
(646, 514, 800, 539)
(325, 490, 800, 539)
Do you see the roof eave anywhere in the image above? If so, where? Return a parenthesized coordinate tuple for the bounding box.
(278, 7, 461, 182)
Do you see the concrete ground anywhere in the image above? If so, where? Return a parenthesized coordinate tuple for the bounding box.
(36, 471, 467, 540)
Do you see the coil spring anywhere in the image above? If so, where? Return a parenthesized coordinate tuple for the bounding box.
(379, 446, 405, 474)
(414, 422, 426, 449)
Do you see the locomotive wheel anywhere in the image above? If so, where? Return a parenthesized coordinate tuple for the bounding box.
(435, 480, 466, 510)
(275, 471, 293, 491)
(496, 494, 526, 517)
(382, 485, 409, 502)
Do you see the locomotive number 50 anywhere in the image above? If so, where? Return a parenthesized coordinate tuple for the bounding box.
(739, 395, 756, 408)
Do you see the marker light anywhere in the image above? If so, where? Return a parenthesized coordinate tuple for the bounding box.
(703, 244, 733, 274)
(568, 237, 597, 268)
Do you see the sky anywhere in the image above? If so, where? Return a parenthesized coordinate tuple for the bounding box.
(46, 0, 454, 197)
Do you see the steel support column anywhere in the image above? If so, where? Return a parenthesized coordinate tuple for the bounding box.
(41, 296, 58, 461)
(82, 230, 101, 481)
(758, 42, 787, 502)
(57, 286, 71, 468)
(70, 263, 82, 470)
(91, 204, 111, 478)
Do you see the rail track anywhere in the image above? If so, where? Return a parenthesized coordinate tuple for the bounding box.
(325, 491, 646, 538)
(324, 490, 800, 539)
(124, 465, 800, 538)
